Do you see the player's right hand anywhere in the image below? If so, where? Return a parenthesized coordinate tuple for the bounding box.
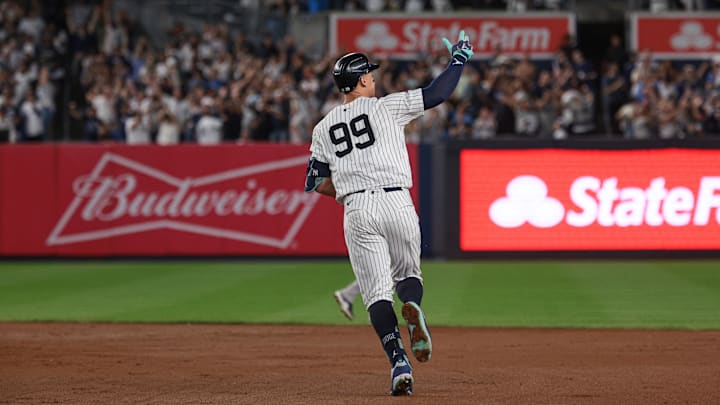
(442, 30, 473, 65)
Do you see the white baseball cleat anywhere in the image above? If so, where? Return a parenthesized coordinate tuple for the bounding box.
(333, 291, 354, 321)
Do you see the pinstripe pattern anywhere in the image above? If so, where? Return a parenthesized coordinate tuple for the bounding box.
(310, 89, 424, 200)
(309, 88, 425, 310)
(343, 189, 422, 309)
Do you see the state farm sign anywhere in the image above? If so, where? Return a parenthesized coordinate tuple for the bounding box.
(331, 13, 575, 59)
(631, 13, 720, 58)
(460, 149, 720, 251)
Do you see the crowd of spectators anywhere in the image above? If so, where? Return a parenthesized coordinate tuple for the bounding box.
(64, 0, 348, 144)
(608, 52, 720, 139)
(2, 0, 720, 145)
(639, 0, 720, 12)
(0, 0, 66, 143)
(64, 0, 597, 145)
(264, 0, 564, 14)
(261, 0, 720, 14)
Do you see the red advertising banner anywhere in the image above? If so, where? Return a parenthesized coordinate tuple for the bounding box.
(0, 144, 419, 257)
(330, 13, 575, 59)
(460, 149, 720, 251)
(631, 13, 720, 58)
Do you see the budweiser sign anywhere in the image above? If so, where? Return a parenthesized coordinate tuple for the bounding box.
(460, 149, 720, 251)
(46, 152, 320, 249)
(0, 144, 417, 256)
(331, 13, 575, 59)
(631, 12, 720, 58)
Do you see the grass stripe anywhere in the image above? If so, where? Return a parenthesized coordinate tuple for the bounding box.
(0, 260, 718, 329)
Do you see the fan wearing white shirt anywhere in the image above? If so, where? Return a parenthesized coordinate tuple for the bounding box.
(195, 105, 223, 144)
(157, 110, 180, 145)
(124, 111, 151, 144)
(20, 92, 45, 141)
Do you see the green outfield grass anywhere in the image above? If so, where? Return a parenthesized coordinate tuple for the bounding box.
(0, 260, 719, 329)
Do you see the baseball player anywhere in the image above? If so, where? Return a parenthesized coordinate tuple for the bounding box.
(305, 31, 474, 396)
(334, 280, 360, 320)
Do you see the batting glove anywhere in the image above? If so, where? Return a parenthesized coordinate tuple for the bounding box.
(442, 30, 474, 65)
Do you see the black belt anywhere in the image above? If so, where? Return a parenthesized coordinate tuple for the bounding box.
(346, 187, 402, 197)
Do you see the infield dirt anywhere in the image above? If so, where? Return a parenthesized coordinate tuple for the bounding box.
(1, 323, 718, 404)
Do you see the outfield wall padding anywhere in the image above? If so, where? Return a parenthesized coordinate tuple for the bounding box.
(443, 139, 720, 258)
(0, 144, 419, 257)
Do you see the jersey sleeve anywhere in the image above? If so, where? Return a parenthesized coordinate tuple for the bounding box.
(378, 88, 425, 126)
(309, 124, 330, 163)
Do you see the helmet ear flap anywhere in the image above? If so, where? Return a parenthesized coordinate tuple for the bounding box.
(339, 76, 358, 93)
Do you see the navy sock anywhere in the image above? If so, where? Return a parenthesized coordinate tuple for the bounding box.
(368, 300, 405, 364)
(396, 277, 423, 305)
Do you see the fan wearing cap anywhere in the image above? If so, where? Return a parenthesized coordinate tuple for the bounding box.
(304, 31, 474, 396)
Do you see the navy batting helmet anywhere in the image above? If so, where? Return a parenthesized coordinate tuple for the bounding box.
(332, 52, 380, 94)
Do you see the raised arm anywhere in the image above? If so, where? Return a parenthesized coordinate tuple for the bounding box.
(421, 30, 474, 110)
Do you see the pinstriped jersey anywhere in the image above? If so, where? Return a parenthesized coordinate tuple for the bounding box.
(310, 88, 424, 200)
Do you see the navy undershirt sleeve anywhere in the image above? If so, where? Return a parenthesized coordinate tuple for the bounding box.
(421, 63, 464, 110)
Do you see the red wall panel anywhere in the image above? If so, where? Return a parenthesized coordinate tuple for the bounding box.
(0, 144, 419, 256)
(460, 149, 720, 251)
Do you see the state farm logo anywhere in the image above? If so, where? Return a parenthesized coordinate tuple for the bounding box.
(46, 153, 320, 248)
(490, 175, 720, 228)
(356, 22, 399, 51)
(670, 22, 713, 50)
(490, 176, 564, 228)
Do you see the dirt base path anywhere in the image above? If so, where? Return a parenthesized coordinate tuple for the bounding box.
(1, 323, 718, 404)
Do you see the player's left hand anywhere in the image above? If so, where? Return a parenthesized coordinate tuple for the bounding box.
(442, 30, 473, 65)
